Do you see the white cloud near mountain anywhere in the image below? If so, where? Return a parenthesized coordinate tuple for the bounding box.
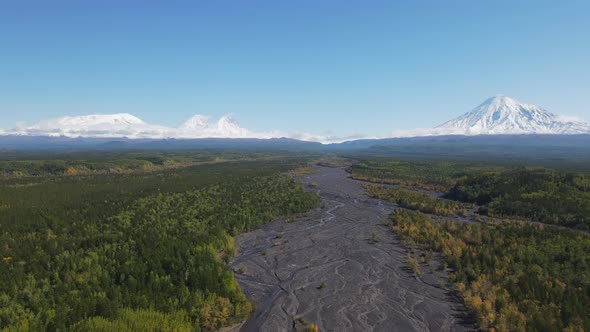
(555, 114, 585, 123)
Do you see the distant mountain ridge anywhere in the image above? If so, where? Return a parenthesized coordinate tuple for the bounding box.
(435, 95, 590, 135)
(20, 113, 170, 138)
(1, 95, 589, 142)
(2, 113, 276, 140)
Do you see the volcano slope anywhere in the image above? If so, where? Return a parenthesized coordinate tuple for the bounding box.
(229, 166, 473, 332)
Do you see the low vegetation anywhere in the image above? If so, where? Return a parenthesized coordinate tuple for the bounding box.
(350, 160, 501, 191)
(0, 151, 260, 178)
(289, 165, 317, 177)
(406, 255, 421, 276)
(364, 184, 470, 216)
(316, 156, 353, 168)
(303, 323, 319, 332)
(69, 308, 193, 332)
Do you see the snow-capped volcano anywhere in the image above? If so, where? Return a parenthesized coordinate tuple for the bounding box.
(178, 114, 209, 131)
(2, 95, 589, 143)
(45, 113, 145, 126)
(214, 115, 250, 136)
(435, 96, 590, 135)
(176, 114, 271, 138)
(20, 113, 171, 138)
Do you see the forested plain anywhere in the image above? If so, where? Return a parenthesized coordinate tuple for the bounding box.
(355, 159, 590, 331)
(3, 151, 590, 332)
(446, 168, 590, 230)
(391, 210, 590, 331)
(0, 152, 320, 331)
(351, 160, 590, 229)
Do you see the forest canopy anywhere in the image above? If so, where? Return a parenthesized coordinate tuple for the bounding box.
(352, 159, 590, 230)
(0, 153, 319, 331)
(390, 209, 590, 331)
(446, 167, 590, 230)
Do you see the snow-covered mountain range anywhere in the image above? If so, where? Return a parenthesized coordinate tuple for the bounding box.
(3, 113, 277, 140)
(434, 95, 590, 135)
(20, 113, 169, 138)
(1, 95, 589, 143)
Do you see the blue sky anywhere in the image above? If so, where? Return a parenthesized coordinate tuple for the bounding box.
(1, 0, 589, 137)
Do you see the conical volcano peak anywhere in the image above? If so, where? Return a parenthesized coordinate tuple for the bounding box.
(179, 114, 209, 130)
(435, 96, 590, 135)
(478, 95, 525, 111)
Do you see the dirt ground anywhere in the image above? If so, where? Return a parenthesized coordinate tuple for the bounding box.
(229, 166, 474, 332)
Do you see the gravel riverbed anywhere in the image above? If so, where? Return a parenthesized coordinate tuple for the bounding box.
(229, 166, 474, 332)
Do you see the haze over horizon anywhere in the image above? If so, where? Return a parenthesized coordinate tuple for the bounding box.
(1, 1, 590, 138)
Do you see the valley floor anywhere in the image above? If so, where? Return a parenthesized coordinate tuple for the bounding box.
(229, 166, 474, 332)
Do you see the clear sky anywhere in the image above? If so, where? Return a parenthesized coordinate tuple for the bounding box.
(1, 0, 589, 137)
